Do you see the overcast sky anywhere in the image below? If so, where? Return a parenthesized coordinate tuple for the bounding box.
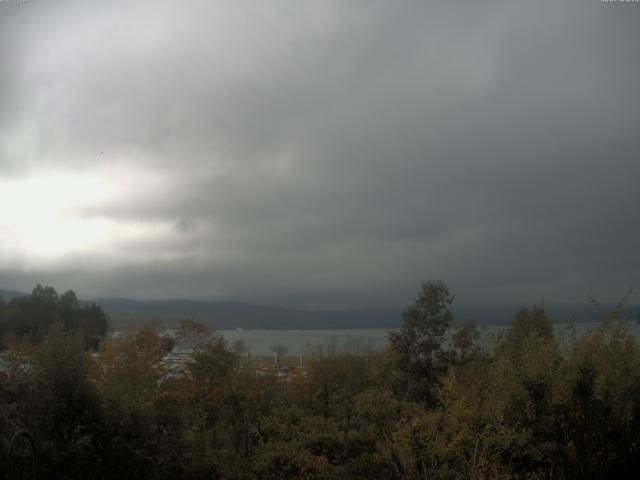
(0, 0, 638, 308)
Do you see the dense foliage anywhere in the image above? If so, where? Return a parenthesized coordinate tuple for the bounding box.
(0, 285, 108, 347)
(0, 282, 639, 479)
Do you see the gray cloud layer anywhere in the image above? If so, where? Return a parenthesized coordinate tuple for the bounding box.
(1, 0, 639, 308)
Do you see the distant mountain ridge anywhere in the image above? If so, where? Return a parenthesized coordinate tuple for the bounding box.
(96, 297, 403, 330)
(0, 289, 28, 301)
(96, 298, 639, 330)
(2, 288, 638, 330)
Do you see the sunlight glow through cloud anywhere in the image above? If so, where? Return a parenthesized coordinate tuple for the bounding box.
(0, 169, 177, 268)
(0, 172, 116, 265)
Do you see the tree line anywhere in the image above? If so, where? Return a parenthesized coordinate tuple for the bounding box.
(0, 285, 108, 348)
(0, 282, 638, 479)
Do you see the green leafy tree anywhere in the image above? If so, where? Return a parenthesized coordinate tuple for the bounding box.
(0, 285, 108, 347)
(501, 304, 553, 352)
(387, 281, 454, 404)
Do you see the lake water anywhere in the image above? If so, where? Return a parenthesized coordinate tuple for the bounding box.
(217, 321, 640, 357)
(218, 328, 390, 357)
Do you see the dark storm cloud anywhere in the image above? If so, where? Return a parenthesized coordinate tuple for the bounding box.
(1, 0, 639, 308)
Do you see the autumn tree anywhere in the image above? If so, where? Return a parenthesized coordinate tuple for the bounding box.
(4, 326, 102, 478)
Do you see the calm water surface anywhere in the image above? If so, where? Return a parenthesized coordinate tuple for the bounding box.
(217, 322, 640, 356)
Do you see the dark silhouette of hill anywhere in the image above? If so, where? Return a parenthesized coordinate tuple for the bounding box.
(2, 288, 638, 329)
(97, 299, 639, 330)
(96, 298, 403, 330)
(453, 303, 639, 326)
(0, 288, 28, 301)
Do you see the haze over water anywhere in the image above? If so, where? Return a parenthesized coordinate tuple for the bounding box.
(217, 321, 640, 357)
